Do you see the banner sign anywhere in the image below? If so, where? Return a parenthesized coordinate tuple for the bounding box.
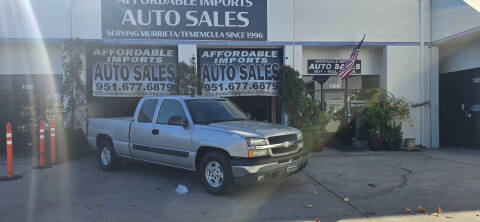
(198, 48, 282, 97)
(88, 45, 178, 97)
(101, 0, 267, 41)
(307, 59, 361, 75)
(473, 73, 480, 87)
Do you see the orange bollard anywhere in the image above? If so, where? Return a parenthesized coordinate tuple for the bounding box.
(6, 123, 13, 177)
(0, 123, 22, 181)
(40, 120, 45, 167)
(49, 120, 61, 164)
(49, 120, 56, 163)
(33, 120, 51, 169)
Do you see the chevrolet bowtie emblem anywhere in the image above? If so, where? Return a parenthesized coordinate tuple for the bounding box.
(284, 141, 295, 147)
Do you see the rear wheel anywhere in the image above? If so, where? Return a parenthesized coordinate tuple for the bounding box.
(98, 140, 121, 170)
(199, 151, 233, 195)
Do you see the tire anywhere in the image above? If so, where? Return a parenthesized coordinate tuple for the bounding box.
(97, 140, 121, 171)
(199, 151, 233, 195)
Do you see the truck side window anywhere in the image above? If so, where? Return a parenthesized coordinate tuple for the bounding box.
(137, 99, 158, 123)
(157, 100, 187, 125)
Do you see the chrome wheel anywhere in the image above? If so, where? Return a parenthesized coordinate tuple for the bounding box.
(205, 161, 224, 188)
(101, 146, 111, 166)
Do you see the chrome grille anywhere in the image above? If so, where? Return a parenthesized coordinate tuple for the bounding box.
(268, 134, 297, 145)
(271, 145, 298, 155)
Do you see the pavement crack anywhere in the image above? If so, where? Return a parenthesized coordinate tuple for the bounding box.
(301, 171, 368, 218)
(358, 165, 412, 200)
(423, 154, 476, 167)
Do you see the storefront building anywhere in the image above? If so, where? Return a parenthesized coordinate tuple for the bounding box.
(1, 0, 480, 149)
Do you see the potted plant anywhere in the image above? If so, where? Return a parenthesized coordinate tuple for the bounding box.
(277, 66, 333, 151)
(384, 125, 402, 151)
(298, 97, 333, 152)
(361, 88, 411, 151)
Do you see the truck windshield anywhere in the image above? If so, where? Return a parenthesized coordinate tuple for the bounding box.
(185, 99, 248, 125)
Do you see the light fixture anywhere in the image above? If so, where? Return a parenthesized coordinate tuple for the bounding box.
(464, 0, 480, 12)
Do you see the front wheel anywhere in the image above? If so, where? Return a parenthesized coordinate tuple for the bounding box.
(98, 140, 121, 171)
(199, 152, 233, 195)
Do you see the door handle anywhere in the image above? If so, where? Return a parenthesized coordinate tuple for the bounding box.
(152, 129, 159, 135)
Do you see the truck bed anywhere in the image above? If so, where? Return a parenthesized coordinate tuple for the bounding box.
(87, 117, 133, 153)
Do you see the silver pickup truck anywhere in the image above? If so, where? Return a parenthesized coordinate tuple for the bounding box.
(87, 96, 308, 194)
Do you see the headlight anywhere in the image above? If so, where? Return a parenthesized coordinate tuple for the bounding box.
(246, 138, 269, 158)
(297, 133, 304, 149)
(246, 138, 268, 146)
(297, 132, 303, 141)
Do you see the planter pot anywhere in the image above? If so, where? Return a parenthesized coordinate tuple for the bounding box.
(404, 138, 416, 148)
(368, 136, 385, 151)
(387, 140, 402, 151)
(312, 137, 326, 152)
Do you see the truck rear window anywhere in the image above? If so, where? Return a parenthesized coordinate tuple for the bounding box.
(138, 99, 158, 123)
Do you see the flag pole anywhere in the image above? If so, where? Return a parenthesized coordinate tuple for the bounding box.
(344, 77, 349, 122)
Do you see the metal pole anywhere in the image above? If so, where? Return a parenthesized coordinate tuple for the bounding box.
(320, 81, 325, 111)
(344, 77, 349, 123)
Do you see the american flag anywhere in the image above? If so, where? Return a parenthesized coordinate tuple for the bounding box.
(339, 34, 366, 80)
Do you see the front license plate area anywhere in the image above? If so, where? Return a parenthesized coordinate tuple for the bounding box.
(286, 164, 298, 173)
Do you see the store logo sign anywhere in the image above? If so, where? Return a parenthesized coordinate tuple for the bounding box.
(307, 59, 361, 75)
(101, 0, 267, 41)
(473, 76, 480, 84)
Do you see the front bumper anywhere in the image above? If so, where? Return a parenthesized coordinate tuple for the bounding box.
(230, 150, 308, 184)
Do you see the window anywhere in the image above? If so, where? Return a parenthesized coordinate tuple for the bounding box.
(157, 100, 187, 124)
(137, 99, 158, 123)
(185, 99, 248, 125)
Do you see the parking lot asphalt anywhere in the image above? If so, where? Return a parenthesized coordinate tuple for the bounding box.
(0, 147, 479, 222)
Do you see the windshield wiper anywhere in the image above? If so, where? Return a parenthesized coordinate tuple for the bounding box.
(207, 120, 228, 124)
(231, 118, 247, 121)
(207, 118, 247, 124)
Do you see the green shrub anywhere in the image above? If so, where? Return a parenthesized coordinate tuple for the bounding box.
(277, 66, 306, 126)
(302, 130, 314, 152)
(361, 88, 412, 146)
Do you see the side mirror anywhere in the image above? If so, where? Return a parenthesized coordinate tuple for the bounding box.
(245, 113, 252, 120)
(168, 116, 188, 128)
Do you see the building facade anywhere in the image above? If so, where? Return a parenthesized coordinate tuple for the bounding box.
(1, 0, 479, 148)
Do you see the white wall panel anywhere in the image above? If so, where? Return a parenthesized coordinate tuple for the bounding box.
(0, 0, 73, 39)
(268, 0, 294, 42)
(293, 0, 420, 42)
(432, 0, 480, 41)
(72, 0, 102, 39)
(439, 32, 480, 74)
(384, 46, 420, 141)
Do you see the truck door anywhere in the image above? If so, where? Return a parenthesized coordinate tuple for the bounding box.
(149, 99, 192, 168)
(130, 99, 160, 161)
